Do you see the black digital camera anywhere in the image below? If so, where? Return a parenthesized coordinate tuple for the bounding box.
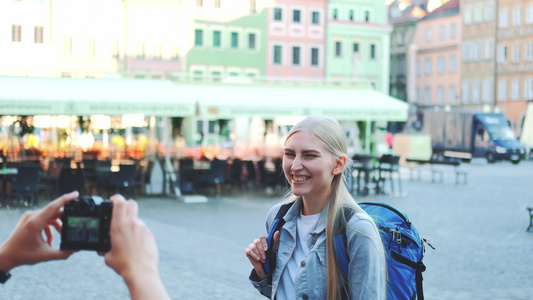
(60, 197, 112, 252)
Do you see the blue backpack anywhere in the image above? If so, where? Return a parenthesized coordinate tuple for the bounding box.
(263, 202, 433, 299)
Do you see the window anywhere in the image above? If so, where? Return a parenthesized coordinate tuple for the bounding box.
(231, 32, 238, 49)
(274, 7, 282, 21)
(483, 79, 492, 103)
(498, 44, 508, 62)
(111, 40, 120, 58)
(273, 45, 282, 64)
(513, 8, 521, 26)
(500, 9, 509, 27)
(333, 8, 338, 20)
(525, 77, 533, 99)
(310, 47, 319, 66)
(438, 57, 445, 74)
(424, 87, 432, 105)
(136, 43, 145, 59)
(450, 23, 457, 38)
(208, 121, 216, 134)
(397, 32, 404, 46)
(194, 29, 203, 46)
(212, 71, 222, 82)
(439, 25, 445, 40)
(196, 0, 202, 7)
(464, 8, 472, 24)
(527, 5, 533, 24)
(462, 81, 470, 103)
(526, 42, 533, 60)
(364, 10, 371, 22)
(485, 4, 494, 21)
(215, 0, 221, 8)
(512, 79, 520, 100)
(293, 10, 301, 23)
(484, 39, 493, 60)
(311, 11, 320, 25)
(349, 9, 355, 21)
(248, 33, 256, 50)
(438, 86, 445, 105)
(153, 44, 162, 60)
(424, 58, 432, 75)
(213, 31, 221, 48)
(513, 43, 520, 62)
(473, 41, 481, 61)
(370, 43, 376, 59)
(499, 79, 507, 100)
(87, 38, 96, 57)
(463, 43, 471, 62)
(34, 26, 43, 44)
(353, 42, 359, 54)
(11, 25, 21, 42)
(335, 41, 342, 57)
(426, 27, 432, 42)
(416, 59, 421, 77)
(449, 86, 457, 105)
(193, 70, 203, 81)
(449, 55, 457, 72)
(473, 81, 481, 103)
(475, 6, 482, 23)
(292, 46, 300, 65)
(63, 37, 72, 56)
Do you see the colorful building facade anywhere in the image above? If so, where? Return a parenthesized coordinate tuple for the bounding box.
(326, 0, 392, 93)
(412, 0, 461, 108)
(265, 0, 327, 81)
(496, 0, 533, 134)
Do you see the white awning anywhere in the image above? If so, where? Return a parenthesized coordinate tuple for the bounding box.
(0, 76, 196, 116)
(179, 83, 408, 121)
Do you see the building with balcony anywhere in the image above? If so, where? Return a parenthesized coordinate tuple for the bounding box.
(496, 0, 533, 134)
(412, 0, 461, 108)
(460, 0, 497, 111)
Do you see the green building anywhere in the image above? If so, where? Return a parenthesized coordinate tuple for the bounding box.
(325, 0, 392, 94)
(186, 9, 268, 80)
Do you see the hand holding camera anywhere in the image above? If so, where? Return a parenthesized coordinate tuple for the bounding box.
(60, 196, 112, 252)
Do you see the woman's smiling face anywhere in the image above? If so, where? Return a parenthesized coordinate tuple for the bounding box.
(283, 130, 338, 205)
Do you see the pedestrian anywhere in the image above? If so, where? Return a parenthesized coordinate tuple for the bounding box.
(0, 191, 170, 300)
(245, 116, 387, 300)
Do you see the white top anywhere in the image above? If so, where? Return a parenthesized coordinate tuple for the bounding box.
(276, 212, 321, 300)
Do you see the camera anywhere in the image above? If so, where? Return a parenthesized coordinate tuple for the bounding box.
(60, 196, 112, 252)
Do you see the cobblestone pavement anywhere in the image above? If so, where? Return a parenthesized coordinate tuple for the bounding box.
(1, 160, 532, 300)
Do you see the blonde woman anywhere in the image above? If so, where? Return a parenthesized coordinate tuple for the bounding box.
(245, 116, 386, 300)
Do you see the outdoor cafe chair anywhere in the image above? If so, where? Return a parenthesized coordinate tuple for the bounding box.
(376, 154, 402, 196)
(39, 161, 63, 200)
(197, 158, 227, 197)
(107, 163, 138, 199)
(9, 164, 42, 207)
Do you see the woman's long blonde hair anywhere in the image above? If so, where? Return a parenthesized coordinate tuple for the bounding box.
(283, 116, 385, 300)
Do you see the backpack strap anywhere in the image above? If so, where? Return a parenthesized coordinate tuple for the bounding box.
(333, 206, 356, 278)
(263, 202, 294, 283)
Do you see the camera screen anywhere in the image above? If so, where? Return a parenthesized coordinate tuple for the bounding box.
(66, 216, 100, 243)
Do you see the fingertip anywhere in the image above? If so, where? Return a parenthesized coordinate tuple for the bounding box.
(110, 194, 126, 203)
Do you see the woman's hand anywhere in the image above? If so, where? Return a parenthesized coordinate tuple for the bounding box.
(245, 231, 280, 280)
(0, 191, 79, 273)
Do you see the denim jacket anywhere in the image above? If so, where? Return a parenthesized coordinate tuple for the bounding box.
(249, 198, 386, 300)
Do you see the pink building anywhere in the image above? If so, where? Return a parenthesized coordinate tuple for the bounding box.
(412, 0, 461, 108)
(265, 0, 327, 81)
